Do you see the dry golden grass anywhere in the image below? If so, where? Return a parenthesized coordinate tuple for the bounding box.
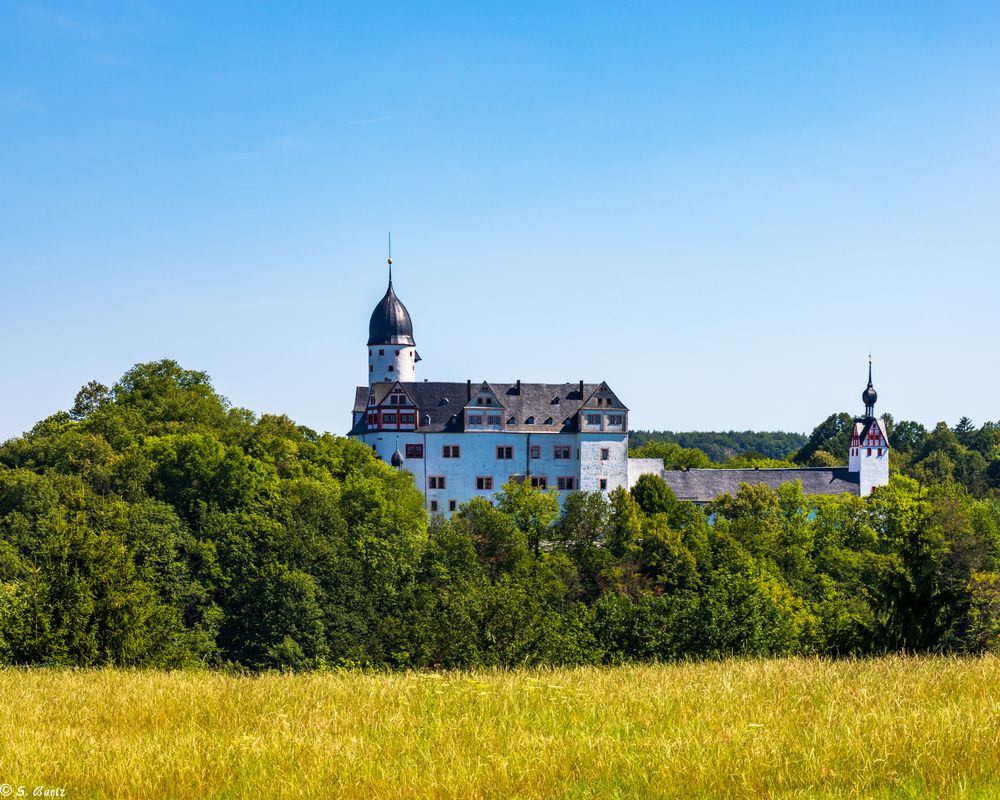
(1, 656, 999, 799)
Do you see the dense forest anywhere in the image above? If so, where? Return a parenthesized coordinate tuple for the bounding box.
(629, 430, 807, 462)
(1, 360, 999, 669)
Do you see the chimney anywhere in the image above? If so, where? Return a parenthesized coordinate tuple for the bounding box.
(516, 379, 521, 394)
(579, 379, 584, 397)
(467, 380, 472, 401)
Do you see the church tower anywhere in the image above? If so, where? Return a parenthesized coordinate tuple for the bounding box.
(848, 360, 890, 496)
(367, 255, 419, 385)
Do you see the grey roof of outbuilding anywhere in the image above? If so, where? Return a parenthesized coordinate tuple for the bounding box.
(351, 381, 624, 435)
(659, 467, 861, 503)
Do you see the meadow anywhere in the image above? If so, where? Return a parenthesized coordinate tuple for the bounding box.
(2, 656, 999, 799)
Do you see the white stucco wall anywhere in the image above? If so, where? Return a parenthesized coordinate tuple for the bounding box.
(578, 434, 629, 494)
(848, 447, 860, 472)
(627, 457, 665, 488)
(368, 345, 417, 384)
(859, 450, 889, 497)
(356, 430, 627, 513)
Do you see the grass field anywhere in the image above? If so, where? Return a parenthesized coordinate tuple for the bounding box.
(2, 656, 999, 799)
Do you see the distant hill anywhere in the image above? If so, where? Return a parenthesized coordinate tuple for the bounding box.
(629, 430, 808, 463)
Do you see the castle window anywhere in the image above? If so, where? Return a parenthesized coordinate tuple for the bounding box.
(443, 445, 460, 458)
(379, 349, 384, 356)
(487, 414, 502, 426)
(557, 476, 576, 491)
(400, 413, 415, 424)
(530, 445, 541, 459)
(476, 476, 494, 491)
(586, 414, 602, 426)
(608, 414, 624, 426)
(530, 476, 548, 489)
(449, 500, 457, 512)
(878, 448, 883, 456)
(867, 448, 872, 456)
(429, 476, 446, 489)
(477, 398, 483, 405)
(601, 448, 610, 461)
(497, 446, 514, 460)
(430, 500, 438, 512)
(388, 365, 394, 372)
(383, 413, 397, 424)
(405, 444, 423, 459)
(599, 478, 608, 491)
(554, 446, 571, 460)
(468, 414, 483, 426)
(369, 365, 373, 372)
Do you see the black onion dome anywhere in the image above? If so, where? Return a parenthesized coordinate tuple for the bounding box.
(368, 280, 414, 346)
(390, 449, 404, 468)
(862, 383, 878, 409)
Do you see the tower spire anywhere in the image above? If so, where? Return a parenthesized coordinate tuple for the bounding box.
(387, 231, 393, 284)
(862, 355, 878, 418)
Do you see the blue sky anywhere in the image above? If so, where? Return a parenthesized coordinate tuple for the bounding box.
(3, 2, 999, 440)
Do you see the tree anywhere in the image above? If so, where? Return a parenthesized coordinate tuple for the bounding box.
(891, 420, 928, 454)
(69, 381, 110, 421)
(631, 473, 679, 518)
(794, 413, 854, 465)
(494, 479, 559, 556)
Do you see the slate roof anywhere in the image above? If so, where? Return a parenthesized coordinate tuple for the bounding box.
(659, 467, 861, 503)
(351, 381, 625, 435)
(368, 280, 415, 346)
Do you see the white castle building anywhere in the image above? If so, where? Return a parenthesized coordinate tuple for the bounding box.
(350, 262, 889, 512)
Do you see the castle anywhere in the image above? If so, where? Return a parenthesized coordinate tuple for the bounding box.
(350, 261, 889, 512)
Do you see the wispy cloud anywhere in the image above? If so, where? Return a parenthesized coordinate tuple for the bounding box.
(333, 115, 394, 128)
(86, 50, 129, 67)
(0, 87, 45, 115)
(20, 2, 101, 37)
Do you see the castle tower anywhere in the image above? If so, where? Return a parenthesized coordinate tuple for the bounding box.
(848, 360, 889, 496)
(367, 255, 419, 385)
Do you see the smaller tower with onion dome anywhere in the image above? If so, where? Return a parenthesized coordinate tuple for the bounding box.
(848, 359, 890, 496)
(367, 253, 419, 385)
